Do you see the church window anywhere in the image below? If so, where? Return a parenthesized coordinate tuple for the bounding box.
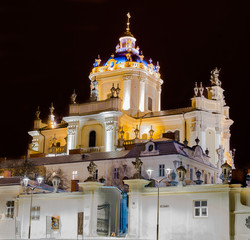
(72, 170, 78, 180)
(5, 201, 14, 218)
(194, 200, 208, 217)
(89, 131, 96, 147)
(148, 97, 152, 111)
(31, 206, 40, 220)
(113, 168, 120, 180)
(159, 164, 165, 177)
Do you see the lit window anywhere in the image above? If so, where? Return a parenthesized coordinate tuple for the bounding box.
(6, 201, 14, 218)
(72, 170, 78, 180)
(31, 206, 40, 220)
(113, 168, 120, 180)
(194, 200, 208, 217)
(159, 164, 165, 177)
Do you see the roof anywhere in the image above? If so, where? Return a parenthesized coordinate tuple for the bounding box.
(0, 177, 21, 186)
(0, 140, 215, 169)
(142, 107, 197, 118)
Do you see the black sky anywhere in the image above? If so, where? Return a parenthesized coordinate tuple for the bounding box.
(0, 0, 249, 168)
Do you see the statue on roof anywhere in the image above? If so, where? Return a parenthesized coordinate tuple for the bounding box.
(71, 89, 77, 104)
(210, 67, 222, 86)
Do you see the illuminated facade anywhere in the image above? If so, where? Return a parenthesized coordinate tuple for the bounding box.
(27, 14, 234, 183)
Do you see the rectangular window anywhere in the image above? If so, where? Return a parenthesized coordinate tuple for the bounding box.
(159, 164, 165, 177)
(31, 206, 40, 220)
(148, 97, 152, 111)
(6, 201, 14, 218)
(194, 200, 208, 217)
(94, 169, 98, 180)
(113, 168, 120, 180)
(190, 168, 193, 180)
(72, 170, 78, 180)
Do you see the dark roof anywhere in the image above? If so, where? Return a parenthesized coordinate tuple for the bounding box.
(142, 107, 197, 118)
(0, 140, 213, 168)
(0, 177, 21, 186)
(125, 140, 188, 158)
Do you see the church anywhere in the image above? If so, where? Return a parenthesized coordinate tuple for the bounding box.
(26, 13, 234, 186)
(0, 13, 249, 240)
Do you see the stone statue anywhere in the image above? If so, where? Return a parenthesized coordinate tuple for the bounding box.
(71, 90, 77, 104)
(210, 67, 222, 86)
(35, 106, 41, 120)
(84, 161, 97, 182)
(131, 157, 144, 179)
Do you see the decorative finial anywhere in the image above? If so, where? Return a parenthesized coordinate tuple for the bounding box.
(199, 82, 204, 97)
(48, 103, 56, 128)
(194, 82, 199, 97)
(35, 106, 41, 120)
(134, 125, 139, 139)
(126, 12, 131, 32)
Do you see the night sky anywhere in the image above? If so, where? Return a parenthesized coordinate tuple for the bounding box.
(0, 0, 249, 168)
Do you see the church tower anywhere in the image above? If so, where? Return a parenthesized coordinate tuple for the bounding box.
(89, 13, 163, 117)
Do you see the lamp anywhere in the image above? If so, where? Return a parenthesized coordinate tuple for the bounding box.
(22, 175, 43, 239)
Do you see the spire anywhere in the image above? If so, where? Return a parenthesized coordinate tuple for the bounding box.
(123, 12, 134, 38)
(126, 12, 131, 32)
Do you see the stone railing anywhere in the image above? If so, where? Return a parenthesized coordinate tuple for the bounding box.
(124, 139, 146, 145)
(80, 146, 105, 153)
(69, 98, 121, 116)
(48, 145, 67, 155)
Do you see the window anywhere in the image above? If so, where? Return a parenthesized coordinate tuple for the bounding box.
(72, 170, 78, 180)
(31, 206, 40, 220)
(148, 97, 152, 111)
(194, 200, 208, 217)
(159, 164, 165, 177)
(211, 176, 214, 184)
(94, 169, 98, 180)
(113, 168, 120, 180)
(89, 131, 96, 147)
(190, 168, 193, 180)
(204, 174, 207, 184)
(6, 201, 14, 218)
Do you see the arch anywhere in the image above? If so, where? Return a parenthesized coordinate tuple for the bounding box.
(89, 131, 96, 147)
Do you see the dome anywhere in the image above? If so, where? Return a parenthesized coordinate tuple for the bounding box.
(91, 13, 161, 78)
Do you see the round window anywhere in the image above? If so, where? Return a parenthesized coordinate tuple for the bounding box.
(148, 144, 153, 152)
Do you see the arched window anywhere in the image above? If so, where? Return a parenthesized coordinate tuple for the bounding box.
(89, 131, 96, 147)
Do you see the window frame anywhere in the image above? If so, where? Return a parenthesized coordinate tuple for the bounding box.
(72, 170, 78, 180)
(159, 164, 165, 177)
(31, 206, 40, 221)
(193, 200, 208, 218)
(5, 201, 15, 219)
(113, 167, 120, 180)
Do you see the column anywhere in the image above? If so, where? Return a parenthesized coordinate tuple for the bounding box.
(67, 122, 78, 153)
(104, 118, 117, 152)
